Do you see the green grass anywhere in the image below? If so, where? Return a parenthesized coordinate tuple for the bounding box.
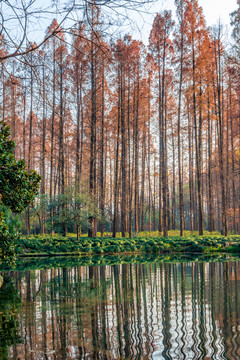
(68, 230, 232, 238)
(17, 233, 240, 257)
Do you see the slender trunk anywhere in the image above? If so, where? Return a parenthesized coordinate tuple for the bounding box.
(41, 62, 46, 196)
(140, 108, 147, 231)
(88, 29, 97, 237)
(75, 61, 82, 239)
(207, 87, 214, 232)
(153, 154, 156, 231)
(161, 39, 168, 237)
(147, 74, 152, 233)
(41, 60, 46, 234)
(170, 117, 176, 230)
(177, 29, 184, 236)
(1, 64, 5, 122)
(187, 105, 194, 232)
(127, 74, 133, 238)
(120, 66, 126, 237)
(229, 82, 236, 233)
(59, 49, 65, 236)
(134, 67, 140, 233)
(158, 58, 162, 234)
(28, 63, 33, 170)
(26, 59, 33, 236)
(75, 62, 81, 192)
(113, 72, 121, 238)
(23, 84, 26, 168)
(215, 35, 228, 235)
(100, 63, 105, 236)
(192, 36, 203, 235)
(50, 42, 56, 235)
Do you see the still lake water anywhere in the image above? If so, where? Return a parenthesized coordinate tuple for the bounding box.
(1, 256, 240, 359)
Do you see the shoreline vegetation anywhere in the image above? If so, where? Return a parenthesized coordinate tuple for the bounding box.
(16, 232, 240, 259)
(2, 252, 240, 272)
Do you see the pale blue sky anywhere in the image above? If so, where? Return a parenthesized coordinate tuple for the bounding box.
(1, 0, 238, 50)
(134, 0, 238, 44)
(198, 0, 236, 26)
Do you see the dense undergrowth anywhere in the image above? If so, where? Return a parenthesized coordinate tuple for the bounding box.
(18, 233, 240, 257)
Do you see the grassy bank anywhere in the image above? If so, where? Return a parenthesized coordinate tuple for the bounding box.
(17, 233, 240, 257)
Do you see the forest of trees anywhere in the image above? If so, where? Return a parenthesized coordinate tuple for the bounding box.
(0, 0, 240, 237)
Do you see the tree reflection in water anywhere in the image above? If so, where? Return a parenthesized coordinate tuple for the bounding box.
(1, 260, 240, 359)
(0, 275, 22, 360)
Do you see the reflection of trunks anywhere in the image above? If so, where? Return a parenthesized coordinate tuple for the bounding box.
(3, 258, 240, 360)
(229, 266, 240, 281)
(0, 275, 22, 355)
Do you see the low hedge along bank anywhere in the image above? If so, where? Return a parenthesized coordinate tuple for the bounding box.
(17, 234, 240, 256)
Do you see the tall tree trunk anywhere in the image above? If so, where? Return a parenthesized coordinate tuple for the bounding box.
(88, 28, 97, 237)
(207, 87, 214, 232)
(161, 39, 168, 237)
(26, 58, 34, 236)
(158, 58, 162, 234)
(41, 61, 46, 196)
(229, 82, 236, 233)
(187, 105, 194, 232)
(214, 34, 228, 236)
(100, 63, 105, 236)
(192, 38, 203, 235)
(153, 154, 156, 231)
(170, 116, 176, 230)
(147, 74, 152, 233)
(41, 59, 46, 235)
(140, 108, 147, 231)
(59, 49, 65, 236)
(127, 74, 133, 238)
(177, 29, 184, 236)
(134, 67, 140, 233)
(120, 66, 127, 237)
(75, 61, 82, 241)
(113, 72, 121, 238)
(50, 41, 56, 235)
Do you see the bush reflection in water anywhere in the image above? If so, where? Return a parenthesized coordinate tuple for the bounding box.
(1, 259, 240, 359)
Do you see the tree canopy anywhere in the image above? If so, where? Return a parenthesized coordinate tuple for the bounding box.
(0, 121, 41, 264)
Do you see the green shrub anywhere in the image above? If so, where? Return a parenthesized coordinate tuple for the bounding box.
(15, 233, 240, 258)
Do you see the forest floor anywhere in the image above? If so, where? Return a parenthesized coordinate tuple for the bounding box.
(17, 232, 240, 258)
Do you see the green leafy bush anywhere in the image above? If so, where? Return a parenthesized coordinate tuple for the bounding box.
(15, 233, 240, 260)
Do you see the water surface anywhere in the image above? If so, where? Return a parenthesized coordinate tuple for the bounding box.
(1, 256, 240, 359)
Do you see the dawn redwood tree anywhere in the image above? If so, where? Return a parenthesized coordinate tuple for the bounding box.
(212, 25, 228, 236)
(85, 2, 107, 237)
(226, 60, 238, 233)
(24, 45, 39, 235)
(112, 80, 121, 238)
(113, 39, 128, 237)
(174, 0, 189, 236)
(149, 10, 174, 237)
(184, 0, 208, 235)
(144, 54, 154, 233)
(133, 43, 141, 234)
(44, 19, 60, 234)
(230, 4, 240, 234)
(72, 22, 87, 239)
(96, 40, 111, 236)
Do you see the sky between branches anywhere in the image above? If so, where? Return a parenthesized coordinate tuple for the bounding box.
(138, 0, 237, 44)
(0, 0, 237, 61)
